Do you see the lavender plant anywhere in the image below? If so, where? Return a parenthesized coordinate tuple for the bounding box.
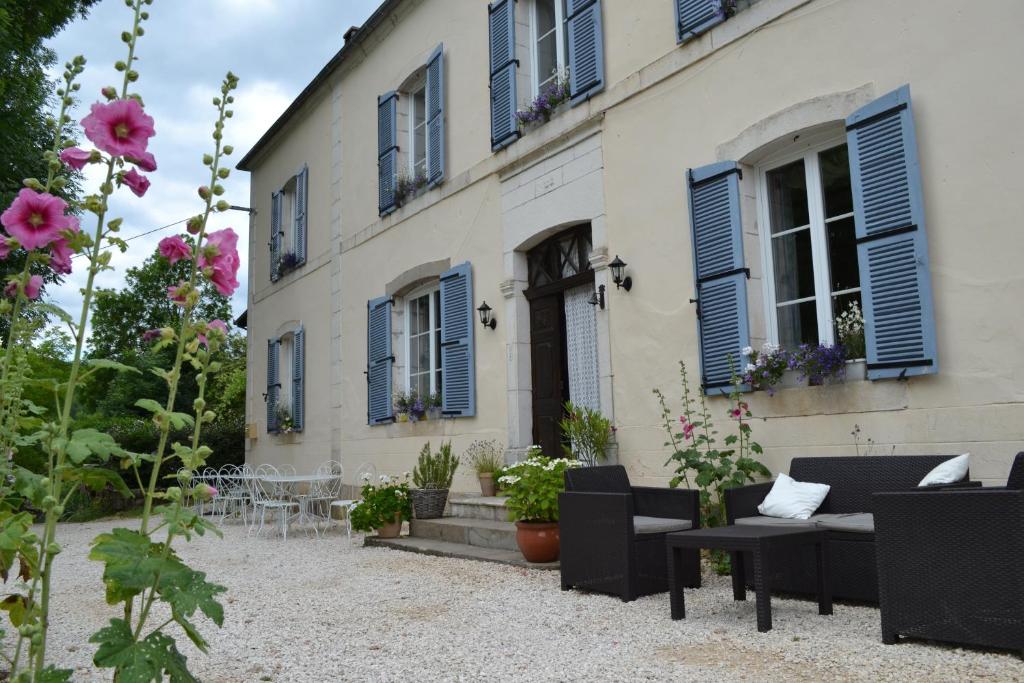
(0, 1, 240, 678)
(788, 343, 848, 385)
(515, 70, 571, 126)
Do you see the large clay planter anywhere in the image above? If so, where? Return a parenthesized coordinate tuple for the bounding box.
(376, 514, 402, 538)
(478, 473, 497, 497)
(514, 521, 560, 562)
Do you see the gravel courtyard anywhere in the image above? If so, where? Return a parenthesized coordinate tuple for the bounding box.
(32, 519, 1023, 682)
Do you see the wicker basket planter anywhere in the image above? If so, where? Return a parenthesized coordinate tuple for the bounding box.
(411, 488, 449, 519)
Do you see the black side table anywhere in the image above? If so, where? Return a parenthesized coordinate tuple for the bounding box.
(665, 525, 832, 632)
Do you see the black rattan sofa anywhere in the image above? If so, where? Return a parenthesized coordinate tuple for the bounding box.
(724, 455, 975, 603)
(559, 465, 701, 602)
(873, 452, 1023, 654)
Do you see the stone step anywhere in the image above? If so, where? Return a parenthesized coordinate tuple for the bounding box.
(410, 517, 517, 551)
(365, 535, 559, 570)
(447, 495, 509, 522)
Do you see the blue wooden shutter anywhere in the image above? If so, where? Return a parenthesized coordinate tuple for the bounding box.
(266, 338, 280, 431)
(566, 0, 605, 106)
(488, 0, 519, 151)
(270, 191, 282, 281)
(686, 161, 750, 394)
(292, 326, 305, 432)
(377, 92, 398, 215)
(846, 84, 937, 380)
(440, 262, 476, 417)
(367, 296, 394, 424)
(425, 44, 445, 187)
(675, 0, 726, 44)
(294, 166, 308, 264)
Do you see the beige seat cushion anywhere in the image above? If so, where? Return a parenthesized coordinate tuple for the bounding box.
(813, 513, 874, 534)
(734, 515, 818, 529)
(633, 516, 693, 535)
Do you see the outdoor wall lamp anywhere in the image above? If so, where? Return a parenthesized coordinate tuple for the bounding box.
(609, 255, 633, 291)
(477, 301, 497, 330)
(588, 284, 606, 310)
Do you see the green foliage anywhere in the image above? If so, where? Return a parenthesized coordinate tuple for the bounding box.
(411, 441, 459, 489)
(559, 401, 613, 467)
(654, 360, 771, 531)
(349, 475, 413, 532)
(464, 439, 504, 476)
(499, 448, 582, 523)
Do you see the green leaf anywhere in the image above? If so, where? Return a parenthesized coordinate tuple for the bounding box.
(166, 412, 195, 430)
(63, 466, 133, 498)
(89, 528, 168, 603)
(0, 594, 28, 626)
(134, 398, 165, 415)
(160, 566, 226, 627)
(34, 302, 74, 325)
(91, 618, 198, 682)
(35, 666, 74, 683)
(12, 467, 48, 507)
(66, 428, 130, 464)
(86, 358, 142, 375)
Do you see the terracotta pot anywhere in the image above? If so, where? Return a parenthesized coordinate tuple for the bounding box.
(376, 513, 402, 538)
(478, 473, 496, 497)
(514, 521, 560, 563)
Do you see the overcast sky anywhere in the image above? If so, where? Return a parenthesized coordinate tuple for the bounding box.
(45, 0, 380, 330)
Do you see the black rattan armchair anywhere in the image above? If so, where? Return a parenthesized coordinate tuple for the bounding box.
(874, 487, 1024, 655)
(559, 465, 701, 602)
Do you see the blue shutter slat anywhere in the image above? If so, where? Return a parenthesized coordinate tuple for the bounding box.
(488, 0, 519, 150)
(676, 0, 726, 44)
(847, 85, 936, 380)
(687, 161, 750, 395)
(270, 191, 282, 282)
(566, 0, 605, 106)
(378, 92, 398, 214)
(425, 43, 445, 187)
(266, 339, 280, 431)
(440, 262, 475, 417)
(294, 166, 308, 264)
(367, 296, 394, 424)
(292, 326, 305, 432)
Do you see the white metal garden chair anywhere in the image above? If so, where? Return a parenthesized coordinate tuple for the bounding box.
(216, 464, 252, 526)
(249, 463, 298, 539)
(330, 461, 377, 540)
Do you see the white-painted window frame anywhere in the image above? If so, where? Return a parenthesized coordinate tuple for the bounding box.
(529, 0, 566, 97)
(755, 131, 859, 349)
(402, 282, 442, 397)
(407, 83, 427, 178)
(278, 330, 295, 411)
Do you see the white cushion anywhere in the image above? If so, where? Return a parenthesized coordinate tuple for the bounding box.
(756, 473, 830, 520)
(918, 453, 969, 487)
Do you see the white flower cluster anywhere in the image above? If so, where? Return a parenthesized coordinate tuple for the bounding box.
(836, 300, 864, 340)
(497, 474, 521, 486)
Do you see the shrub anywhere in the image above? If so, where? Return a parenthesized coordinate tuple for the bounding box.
(464, 439, 504, 476)
(499, 448, 582, 522)
(412, 441, 459, 489)
(559, 402, 613, 466)
(349, 474, 412, 531)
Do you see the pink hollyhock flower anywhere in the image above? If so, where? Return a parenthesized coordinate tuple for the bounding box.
(167, 283, 188, 305)
(158, 235, 191, 265)
(49, 216, 80, 275)
(142, 329, 161, 342)
(121, 168, 150, 197)
(3, 282, 16, 298)
(208, 319, 229, 334)
(729, 408, 742, 419)
(0, 237, 11, 260)
(80, 98, 155, 159)
(0, 189, 69, 250)
(682, 422, 695, 440)
(59, 147, 93, 171)
(198, 228, 240, 297)
(24, 275, 43, 300)
(194, 483, 218, 501)
(127, 151, 157, 172)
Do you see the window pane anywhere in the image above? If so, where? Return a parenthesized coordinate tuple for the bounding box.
(536, 0, 555, 34)
(819, 144, 853, 219)
(826, 216, 860, 293)
(767, 159, 809, 234)
(537, 32, 557, 86)
(409, 298, 419, 332)
(417, 295, 430, 334)
(414, 374, 429, 400)
(771, 228, 815, 302)
(777, 300, 819, 350)
(412, 91, 426, 174)
(409, 336, 422, 375)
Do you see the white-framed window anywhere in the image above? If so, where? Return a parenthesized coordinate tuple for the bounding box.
(403, 284, 442, 399)
(279, 175, 297, 255)
(756, 135, 861, 351)
(530, 0, 566, 96)
(409, 84, 427, 178)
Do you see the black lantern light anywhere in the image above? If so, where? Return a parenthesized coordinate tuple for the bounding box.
(588, 284, 606, 310)
(609, 255, 632, 291)
(477, 301, 497, 330)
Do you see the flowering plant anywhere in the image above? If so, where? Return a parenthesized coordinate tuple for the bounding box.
(395, 171, 428, 206)
(741, 343, 789, 394)
(654, 360, 771, 531)
(836, 300, 866, 359)
(349, 473, 412, 531)
(275, 402, 295, 434)
(499, 448, 582, 523)
(275, 250, 299, 277)
(0, 3, 241, 678)
(788, 343, 848, 385)
(558, 401, 613, 467)
(515, 70, 571, 126)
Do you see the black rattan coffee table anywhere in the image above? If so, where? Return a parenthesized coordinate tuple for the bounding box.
(666, 525, 832, 632)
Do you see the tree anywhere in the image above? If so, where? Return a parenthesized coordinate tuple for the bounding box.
(0, 0, 98, 338)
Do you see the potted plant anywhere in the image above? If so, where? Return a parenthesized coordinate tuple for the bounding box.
(274, 402, 295, 434)
(464, 439, 504, 497)
(393, 391, 410, 422)
(427, 392, 443, 420)
(741, 343, 789, 394)
(499, 447, 583, 562)
(408, 392, 426, 422)
(788, 343, 848, 385)
(410, 441, 459, 519)
(836, 300, 867, 380)
(559, 402, 613, 467)
(349, 474, 412, 538)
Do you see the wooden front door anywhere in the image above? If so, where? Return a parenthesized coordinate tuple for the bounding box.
(529, 293, 569, 458)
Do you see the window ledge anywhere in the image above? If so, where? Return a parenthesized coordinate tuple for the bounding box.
(382, 415, 460, 437)
(752, 360, 910, 418)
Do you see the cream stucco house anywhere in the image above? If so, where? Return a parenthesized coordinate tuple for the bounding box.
(237, 0, 1024, 492)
